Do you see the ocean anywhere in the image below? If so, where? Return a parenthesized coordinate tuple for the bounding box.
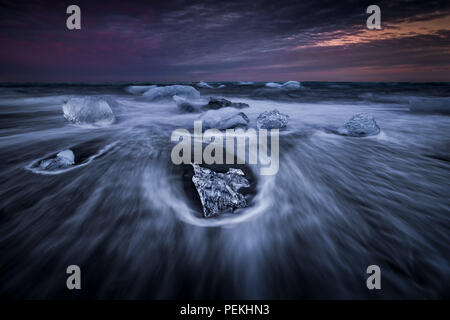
(0, 81, 449, 299)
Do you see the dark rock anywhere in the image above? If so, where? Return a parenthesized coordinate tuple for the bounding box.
(173, 95, 206, 112)
(173, 96, 249, 113)
(205, 97, 249, 110)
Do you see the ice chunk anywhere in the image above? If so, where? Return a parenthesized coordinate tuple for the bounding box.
(265, 82, 282, 88)
(265, 81, 302, 90)
(62, 97, 115, 125)
(40, 149, 75, 170)
(56, 150, 75, 165)
(337, 113, 380, 137)
(200, 107, 250, 130)
(142, 85, 200, 101)
(256, 109, 289, 129)
(191, 164, 249, 217)
(125, 85, 157, 94)
(237, 81, 254, 85)
(196, 81, 213, 88)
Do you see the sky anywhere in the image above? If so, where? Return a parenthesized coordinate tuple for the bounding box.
(0, 0, 449, 82)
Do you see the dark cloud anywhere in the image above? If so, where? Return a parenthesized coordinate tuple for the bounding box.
(0, 0, 449, 81)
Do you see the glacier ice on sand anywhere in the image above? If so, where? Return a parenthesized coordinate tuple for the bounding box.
(62, 97, 115, 125)
(142, 85, 200, 101)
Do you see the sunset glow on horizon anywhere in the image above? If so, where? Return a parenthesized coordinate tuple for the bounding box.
(0, 0, 449, 82)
